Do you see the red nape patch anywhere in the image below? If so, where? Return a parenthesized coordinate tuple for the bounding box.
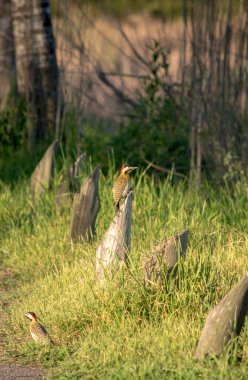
(120, 164, 128, 173)
(31, 312, 37, 320)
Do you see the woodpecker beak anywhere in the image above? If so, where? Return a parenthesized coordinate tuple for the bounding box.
(24, 313, 30, 320)
(127, 166, 138, 173)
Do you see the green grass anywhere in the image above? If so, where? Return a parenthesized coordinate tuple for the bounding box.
(0, 163, 247, 379)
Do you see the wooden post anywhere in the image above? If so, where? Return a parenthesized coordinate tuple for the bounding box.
(68, 165, 100, 243)
(195, 273, 248, 360)
(30, 141, 58, 199)
(55, 153, 86, 210)
(144, 229, 189, 286)
(96, 191, 133, 284)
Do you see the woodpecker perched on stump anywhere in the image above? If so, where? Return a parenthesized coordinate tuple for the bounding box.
(113, 164, 137, 210)
(24, 312, 54, 345)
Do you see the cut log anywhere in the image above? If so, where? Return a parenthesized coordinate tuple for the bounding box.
(30, 141, 58, 199)
(195, 273, 248, 360)
(144, 229, 189, 286)
(68, 165, 100, 243)
(55, 153, 86, 210)
(96, 191, 133, 284)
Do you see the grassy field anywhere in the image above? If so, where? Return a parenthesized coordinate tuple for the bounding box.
(0, 162, 247, 379)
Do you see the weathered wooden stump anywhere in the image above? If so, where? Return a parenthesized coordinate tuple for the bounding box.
(68, 165, 100, 243)
(144, 229, 189, 286)
(31, 141, 59, 199)
(195, 273, 248, 360)
(55, 153, 86, 210)
(96, 191, 133, 284)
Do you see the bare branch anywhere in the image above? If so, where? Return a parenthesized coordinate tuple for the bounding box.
(144, 160, 187, 179)
(96, 67, 139, 109)
(118, 22, 150, 69)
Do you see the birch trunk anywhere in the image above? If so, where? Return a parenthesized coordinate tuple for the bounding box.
(10, 0, 28, 97)
(0, 0, 15, 109)
(11, 0, 58, 152)
(96, 191, 133, 284)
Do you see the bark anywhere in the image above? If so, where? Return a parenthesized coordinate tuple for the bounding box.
(196, 108, 202, 189)
(195, 273, 248, 359)
(31, 141, 58, 199)
(0, 0, 15, 109)
(144, 229, 189, 286)
(10, 0, 28, 97)
(96, 191, 133, 285)
(11, 0, 58, 152)
(68, 165, 100, 243)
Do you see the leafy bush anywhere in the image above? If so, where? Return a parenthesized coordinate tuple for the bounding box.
(113, 41, 189, 172)
(0, 92, 27, 155)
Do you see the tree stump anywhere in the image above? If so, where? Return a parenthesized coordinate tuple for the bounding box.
(68, 165, 100, 243)
(30, 141, 58, 199)
(96, 191, 133, 284)
(144, 229, 189, 286)
(55, 153, 86, 210)
(195, 273, 248, 360)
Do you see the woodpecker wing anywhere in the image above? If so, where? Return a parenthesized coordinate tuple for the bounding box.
(30, 322, 53, 344)
(113, 174, 129, 208)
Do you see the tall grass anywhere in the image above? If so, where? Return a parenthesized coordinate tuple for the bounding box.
(0, 163, 247, 379)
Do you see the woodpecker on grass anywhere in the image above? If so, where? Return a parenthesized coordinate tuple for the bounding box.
(24, 312, 54, 345)
(113, 164, 137, 210)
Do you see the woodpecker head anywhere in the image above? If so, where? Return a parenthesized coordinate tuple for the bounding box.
(120, 164, 138, 174)
(24, 312, 38, 321)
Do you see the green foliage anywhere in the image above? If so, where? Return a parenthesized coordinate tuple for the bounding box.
(0, 143, 54, 183)
(58, 41, 189, 175)
(114, 41, 189, 172)
(0, 91, 30, 181)
(0, 164, 247, 379)
(0, 93, 27, 155)
(55, 0, 240, 20)
(62, 109, 114, 171)
(60, 0, 187, 19)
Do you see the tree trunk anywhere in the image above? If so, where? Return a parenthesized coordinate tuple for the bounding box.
(11, 0, 58, 152)
(0, 0, 15, 109)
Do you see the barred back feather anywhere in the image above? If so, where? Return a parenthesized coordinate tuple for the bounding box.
(113, 173, 130, 209)
(30, 321, 54, 345)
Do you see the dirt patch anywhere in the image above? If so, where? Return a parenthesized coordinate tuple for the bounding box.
(0, 363, 46, 380)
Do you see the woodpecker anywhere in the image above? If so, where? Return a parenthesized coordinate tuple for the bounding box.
(113, 164, 137, 210)
(24, 312, 54, 345)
